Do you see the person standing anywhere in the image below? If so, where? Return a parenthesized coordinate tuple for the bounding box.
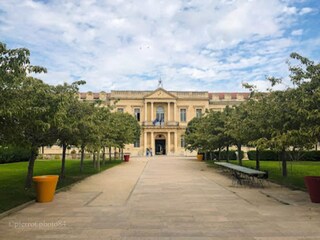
(149, 148, 153, 157)
(146, 148, 149, 157)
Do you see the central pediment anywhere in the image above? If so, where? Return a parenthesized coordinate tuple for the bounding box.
(144, 88, 177, 100)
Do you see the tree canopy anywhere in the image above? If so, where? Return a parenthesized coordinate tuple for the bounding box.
(185, 53, 320, 176)
(0, 42, 141, 187)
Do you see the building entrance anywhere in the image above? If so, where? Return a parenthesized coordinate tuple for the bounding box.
(155, 139, 166, 155)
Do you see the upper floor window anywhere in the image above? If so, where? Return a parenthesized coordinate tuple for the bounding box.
(156, 106, 165, 122)
(134, 108, 140, 121)
(196, 109, 202, 118)
(117, 108, 124, 113)
(180, 109, 186, 122)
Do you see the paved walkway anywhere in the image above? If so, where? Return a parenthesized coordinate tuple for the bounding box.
(1, 156, 320, 239)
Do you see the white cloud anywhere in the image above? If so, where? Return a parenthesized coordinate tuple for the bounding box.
(299, 7, 313, 15)
(291, 29, 303, 36)
(0, 0, 317, 92)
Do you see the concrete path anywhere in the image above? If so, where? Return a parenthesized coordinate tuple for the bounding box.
(1, 156, 320, 239)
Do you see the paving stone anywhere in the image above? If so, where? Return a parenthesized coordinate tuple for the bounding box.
(1, 156, 320, 239)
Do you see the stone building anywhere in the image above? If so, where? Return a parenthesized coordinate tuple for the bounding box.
(43, 87, 249, 157)
(80, 87, 249, 156)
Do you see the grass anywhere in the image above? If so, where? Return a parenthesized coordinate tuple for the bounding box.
(211, 160, 320, 190)
(0, 159, 122, 213)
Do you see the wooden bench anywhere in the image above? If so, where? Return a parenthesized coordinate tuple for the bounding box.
(214, 162, 268, 187)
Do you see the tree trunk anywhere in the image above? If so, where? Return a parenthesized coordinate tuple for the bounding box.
(255, 149, 260, 170)
(218, 147, 221, 161)
(25, 146, 38, 189)
(80, 145, 85, 173)
(226, 145, 230, 162)
(120, 148, 124, 161)
(237, 144, 242, 166)
(102, 147, 106, 165)
(280, 148, 287, 177)
(114, 147, 117, 159)
(41, 146, 44, 159)
(109, 146, 112, 161)
(93, 152, 96, 167)
(97, 149, 100, 171)
(60, 143, 67, 179)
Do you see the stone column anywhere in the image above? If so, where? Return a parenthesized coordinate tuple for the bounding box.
(173, 102, 176, 122)
(144, 131, 147, 155)
(144, 102, 148, 122)
(174, 131, 178, 154)
(168, 132, 171, 154)
(168, 102, 170, 122)
(151, 102, 154, 121)
(151, 131, 154, 155)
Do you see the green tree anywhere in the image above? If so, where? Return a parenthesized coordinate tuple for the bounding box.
(201, 110, 227, 160)
(75, 102, 97, 172)
(185, 117, 206, 153)
(53, 81, 86, 179)
(108, 112, 140, 160)
(0, 42, 47, 144)
(0, 43, 58, 188)
(91, 106, 112, 171)
(225, 104, 250, 165)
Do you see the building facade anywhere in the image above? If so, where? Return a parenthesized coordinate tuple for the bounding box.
(78, 88, 249, 157)
(43, 88, 249, 157)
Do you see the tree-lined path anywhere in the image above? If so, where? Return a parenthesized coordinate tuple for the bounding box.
(1, 157, 320, 239)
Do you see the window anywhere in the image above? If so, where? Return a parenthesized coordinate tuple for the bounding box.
(134, 108, 140, 121)
(134, 138, 140, 148)
(180, 109, 186, 122)
(196, 109, 202, 118)
(156, 106, 165, 122)
(117, 108, 124, 113)
(180, 135, 186, 148)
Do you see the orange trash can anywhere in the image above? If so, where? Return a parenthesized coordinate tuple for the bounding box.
(32, 175, 59, 203)
(197, 154, 203, 161)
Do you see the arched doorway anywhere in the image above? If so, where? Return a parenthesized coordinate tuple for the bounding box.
(155, 134, 166, 155)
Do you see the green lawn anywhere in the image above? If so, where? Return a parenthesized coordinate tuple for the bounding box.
(0, 159, 121, 213)
(225, 160, 320, 190)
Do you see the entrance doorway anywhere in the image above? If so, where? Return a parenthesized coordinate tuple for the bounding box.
(155, 139, 166, 155)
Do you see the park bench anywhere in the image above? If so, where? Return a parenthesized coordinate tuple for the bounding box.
(214, 162, 268, 187)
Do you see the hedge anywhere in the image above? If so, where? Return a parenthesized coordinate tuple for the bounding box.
(201, 150, 244, 160)
(247, 150, 320, 161)
(247, 150, 278, 161)
(0, 145, 30, 164)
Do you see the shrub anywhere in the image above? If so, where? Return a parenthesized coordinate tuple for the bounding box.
(248, 150, 320, 161)
(291, 151, 320, 161)
(247, 150, 278, 161)
(0, 145, 30, 164)
(54, 155, 61, 160)
(203, 150, 244, 160)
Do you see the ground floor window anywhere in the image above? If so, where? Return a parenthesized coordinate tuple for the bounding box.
(134, 138, 140, 148)
(180, 135, 186, 148)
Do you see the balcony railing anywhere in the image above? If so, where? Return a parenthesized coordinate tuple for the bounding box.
(142, 121, 179, 127)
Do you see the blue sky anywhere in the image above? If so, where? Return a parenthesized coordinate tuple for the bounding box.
(0, 0, 319, 92)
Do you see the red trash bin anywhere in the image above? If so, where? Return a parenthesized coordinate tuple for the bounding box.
(304, 176, 320, 203)
(124, 154, 130, 162)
